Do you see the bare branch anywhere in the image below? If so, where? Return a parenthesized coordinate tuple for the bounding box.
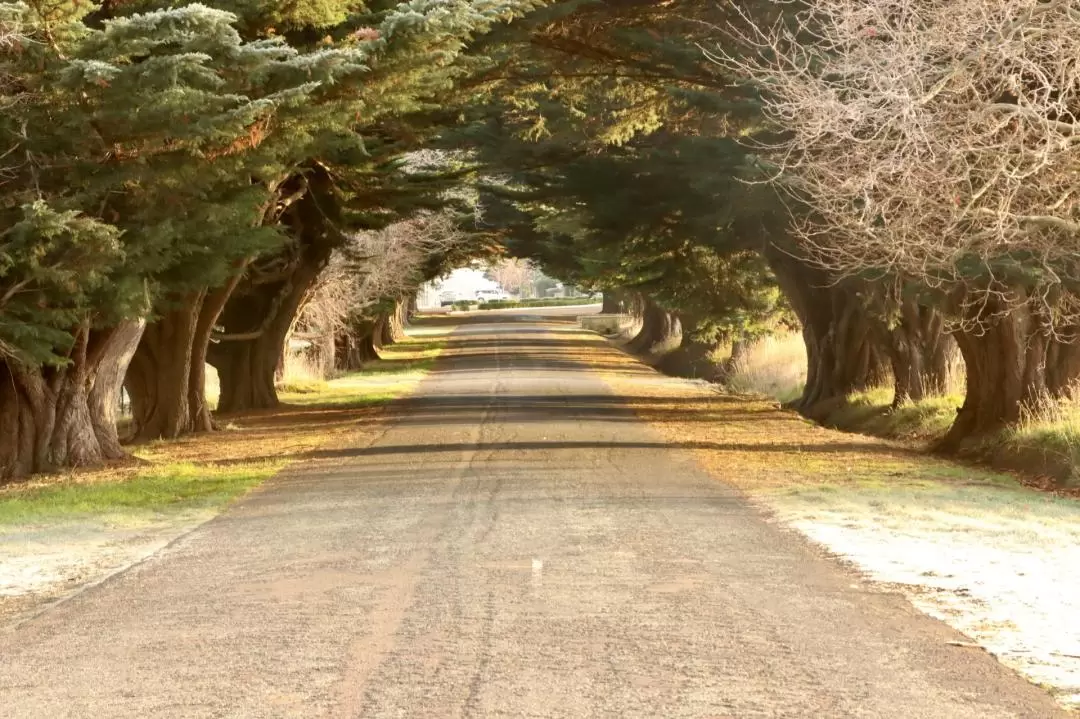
(712, 0, 1080, 321)
(292, 211, 471, 337)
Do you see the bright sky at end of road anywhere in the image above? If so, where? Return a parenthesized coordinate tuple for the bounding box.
(436, 268, 500, 297)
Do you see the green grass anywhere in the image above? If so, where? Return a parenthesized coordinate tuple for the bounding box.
(827, 387, 961, 442)
(279, 361, 433, 407)
(276, 379, 330, 394)
(279, 386, 402, 407)
(352, 356, 437, 375)
(0, 462, 280, 526)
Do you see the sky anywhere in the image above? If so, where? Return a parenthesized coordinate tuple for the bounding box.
(434, 267, 500, 298)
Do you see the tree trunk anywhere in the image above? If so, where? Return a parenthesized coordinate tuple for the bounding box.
(601, 290, 624, 314)
(875, 299, 958, 408)
(611, 291, 645, 341)
(208, 170, 340, 413)
(1, 322, 145, 482)
(625, 297, 682, 356)
(380, 301, 408, 347)
(336, 321, 380, 371)
(89, 320, 146, 458)
(125, 280, 239, 440)
(126, 302, 200, 441)
(656, 315, 720, 379)
(189, 280, 239, 430)
(938, 298, 1050, 451)
(766, 250, 889, 418)
(716, 337, 751, 384)
(314, 332, 336, 378)
(1045, 331, 1080, 398)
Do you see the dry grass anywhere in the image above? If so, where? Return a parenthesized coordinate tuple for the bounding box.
(570, 331, 1080, 710)
(715, 330, 1080, 486)
(280, 347, 328, 385)
(722, 331, 807, 403)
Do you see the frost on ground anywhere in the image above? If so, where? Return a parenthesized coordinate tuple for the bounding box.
(768, 489, 1080, 709)
(0, 513, 211, 626)
(581, 334, 1080, 712)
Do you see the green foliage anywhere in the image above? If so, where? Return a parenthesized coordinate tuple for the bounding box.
(0, 204, 132, 364)
(446, 2, 788, 341)
(0, 0, 543, 370)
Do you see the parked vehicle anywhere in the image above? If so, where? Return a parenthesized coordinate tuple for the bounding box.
(475, 288, 508, 303)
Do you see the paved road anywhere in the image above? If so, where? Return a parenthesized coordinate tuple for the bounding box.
(0, 315, 1066, 717)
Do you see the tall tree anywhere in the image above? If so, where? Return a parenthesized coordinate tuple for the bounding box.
(0, 3, 347, 477)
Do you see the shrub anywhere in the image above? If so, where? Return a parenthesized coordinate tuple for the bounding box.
(479, 297, 600, 310)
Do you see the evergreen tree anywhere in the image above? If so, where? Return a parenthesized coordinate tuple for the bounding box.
(0, 2, 354, 477)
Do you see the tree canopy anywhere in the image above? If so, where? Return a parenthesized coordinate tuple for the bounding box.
(4, 0, 1080, 480)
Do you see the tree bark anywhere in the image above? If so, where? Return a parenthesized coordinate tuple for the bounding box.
(125, 279, 240, 440)
(873, 298, 957, 408)
(336, 322, 380, 372)
(89, 320, 146, 458)
(1045, 330, 1080, 398)
(937, 297, 1059, 451)
(716, 337, 751, 384)
(601, 290, 624, 314)
(766, 249, 889, 418)
(656, 314, 721, 380)
(126, 302, 200, 441)
(208, 169, 340, 413)
(625, 297, 682, 356)
(1, 321, 145, 482)
(189, 280, 240, 429)
(380, 301, 408, 347)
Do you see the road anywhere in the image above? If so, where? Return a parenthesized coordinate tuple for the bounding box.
(0, 313, 1066, 717)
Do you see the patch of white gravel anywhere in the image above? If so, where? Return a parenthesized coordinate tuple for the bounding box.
(767, 494, 1080, 709)
(0, 513, 211, 625)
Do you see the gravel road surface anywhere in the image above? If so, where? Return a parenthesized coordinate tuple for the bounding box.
(0, 314, 1065, 718)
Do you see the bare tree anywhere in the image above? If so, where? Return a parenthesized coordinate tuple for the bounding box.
(485, 257, 538, 296)
(713, 0, 1080, 317)
(288, 211, 469, 373)
(713, 0, 1080, 443)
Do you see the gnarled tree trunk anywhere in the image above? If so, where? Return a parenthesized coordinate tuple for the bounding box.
(873, 298, 958, 408)
(1046, 331, 1080, 398)
(766, 250, 889, 418)
(336, 321, 380, 372)
(90, 320, 146, 458)
(656, 314, 721, 380)
(1, 321, 145, 482)
(716, 337, 751, 384)
(938, 297, 1064, 451)
(380, 300, 409, 347)
(625, 297, 682, 356)
(125, 280, 240, 440)
(208, 170, 340, 413)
